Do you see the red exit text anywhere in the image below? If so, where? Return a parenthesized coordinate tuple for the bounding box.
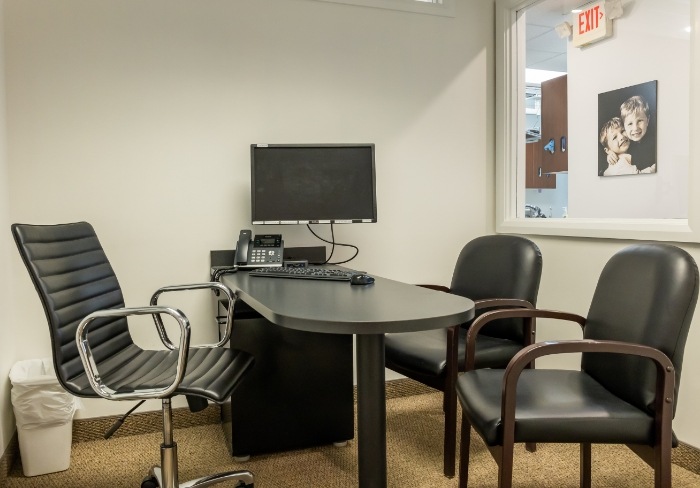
(578, 5, 604, 35)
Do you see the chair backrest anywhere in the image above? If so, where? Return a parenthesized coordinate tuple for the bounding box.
(449, 235, 543, 341)
(582, 243, 698, 416)
(12, 222, 134, 396)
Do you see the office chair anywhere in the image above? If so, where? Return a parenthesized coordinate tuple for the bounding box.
(456, 243, 698, 488)
(12, 222, 256, 488)
(384, 234, 542, 477)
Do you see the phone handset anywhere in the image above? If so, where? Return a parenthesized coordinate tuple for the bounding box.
(235, 229, 253, 266)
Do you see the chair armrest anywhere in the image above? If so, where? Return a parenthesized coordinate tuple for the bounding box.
(150, 282, 237, 350)
(417, 284, 451, 293)
(76, 306, 190, 401)
(473, 298, 535, 310)
(464, 302, 565, 370)
(498, 339, 676, 449)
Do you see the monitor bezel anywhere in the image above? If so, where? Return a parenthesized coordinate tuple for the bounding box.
(250, 143, 378, 225)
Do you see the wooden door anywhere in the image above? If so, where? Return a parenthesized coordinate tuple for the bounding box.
(526, 139, 556, 189)
(540, 74, 568, 174)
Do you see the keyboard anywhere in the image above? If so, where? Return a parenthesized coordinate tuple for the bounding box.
(248, 266, 356, 281)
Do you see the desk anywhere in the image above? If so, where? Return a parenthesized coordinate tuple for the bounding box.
(221, 270, 474, 488)
(219, 300, 354, 457)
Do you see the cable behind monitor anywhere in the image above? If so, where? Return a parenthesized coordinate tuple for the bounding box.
(306, 223, 359, 265)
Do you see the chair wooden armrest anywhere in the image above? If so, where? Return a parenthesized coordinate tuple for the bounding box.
(463, 303, 570, 371)
(499, 339, 676, 461)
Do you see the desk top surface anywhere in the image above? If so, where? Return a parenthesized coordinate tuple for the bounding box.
(221, 269, 475, 334)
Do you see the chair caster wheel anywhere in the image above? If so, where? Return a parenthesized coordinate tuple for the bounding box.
(141, 475, 159, 488)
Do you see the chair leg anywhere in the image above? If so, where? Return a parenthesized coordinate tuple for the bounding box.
(149, 399, 255, 488)
(654, 444, 672, 488)
(458, 413, 471, 488)
(149, 467, 255, 488)
(498, 438, 514, 488)
(443, 325, 459, 478)
(579, 442, 591, 488)
(443, 383, 457, 478)
(626, 442, 673, 488)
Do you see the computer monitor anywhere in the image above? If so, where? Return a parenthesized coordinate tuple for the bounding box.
(250, 143, 377, 225)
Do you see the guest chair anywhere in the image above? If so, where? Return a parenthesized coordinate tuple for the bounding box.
(12, 222, 256, 488)
(384, 235, 543, 477)
(456, 243, 698, 488)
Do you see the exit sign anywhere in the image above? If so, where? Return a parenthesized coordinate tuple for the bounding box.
(573, 1, 612, 47)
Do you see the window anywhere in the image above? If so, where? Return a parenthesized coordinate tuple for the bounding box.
(495, 0, 698, 242)
(313, 0, 455, 17)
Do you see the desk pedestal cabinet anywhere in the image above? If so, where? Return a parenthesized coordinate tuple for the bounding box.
(219, 300, 354, 457)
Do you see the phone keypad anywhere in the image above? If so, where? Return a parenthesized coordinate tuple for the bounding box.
(250, 249, 282, 264)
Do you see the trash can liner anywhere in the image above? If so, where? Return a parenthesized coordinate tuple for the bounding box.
(9, 358, 80, 429)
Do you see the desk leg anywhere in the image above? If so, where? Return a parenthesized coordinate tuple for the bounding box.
(356, 333, 386, 488)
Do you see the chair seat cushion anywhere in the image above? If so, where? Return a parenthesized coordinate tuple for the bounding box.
(456, 369, 655, 446)
(64, 344, 254, 403)
(385, 328, 523, 377)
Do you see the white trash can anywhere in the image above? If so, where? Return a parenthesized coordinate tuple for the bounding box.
(9, 358, 79, 477)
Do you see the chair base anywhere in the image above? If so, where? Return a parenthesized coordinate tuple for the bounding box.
(147, 466, 255, 488)
(143, 399, 254, 488)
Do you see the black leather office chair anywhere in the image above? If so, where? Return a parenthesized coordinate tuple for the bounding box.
(384, 235, 542, 477)
(456, 243, 698, 488)
(12, 222, 256, 488)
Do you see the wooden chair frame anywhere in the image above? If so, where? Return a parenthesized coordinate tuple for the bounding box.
(458, 308, 676, 488)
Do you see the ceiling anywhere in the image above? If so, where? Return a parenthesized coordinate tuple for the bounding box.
(525, 0, 586, 73)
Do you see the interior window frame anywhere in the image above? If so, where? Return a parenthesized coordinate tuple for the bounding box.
(495, 0, 699, 243)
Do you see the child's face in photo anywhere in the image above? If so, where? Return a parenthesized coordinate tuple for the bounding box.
(623, 111, 649, 142)
(605, 126, 630, 155)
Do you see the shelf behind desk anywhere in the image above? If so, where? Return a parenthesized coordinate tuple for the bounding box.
(219, 299, 354, 457)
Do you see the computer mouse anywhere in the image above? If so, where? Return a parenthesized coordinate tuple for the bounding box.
(350, 274, 375, 285)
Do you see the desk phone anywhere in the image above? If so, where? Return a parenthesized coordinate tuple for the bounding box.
(235, 229, 283, 267)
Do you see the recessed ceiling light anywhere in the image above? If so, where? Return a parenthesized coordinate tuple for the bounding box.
(525, 69, 567, 84)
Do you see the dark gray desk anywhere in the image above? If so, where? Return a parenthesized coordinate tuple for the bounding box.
(221, 270, 475, 488)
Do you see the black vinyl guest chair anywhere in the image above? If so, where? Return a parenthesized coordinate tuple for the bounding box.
(456, 243, 699, 488)
(12, 222, 256, 488)
(384, 235, 543, 477)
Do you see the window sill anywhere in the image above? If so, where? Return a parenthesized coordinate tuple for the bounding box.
(497, 217, 694, 243)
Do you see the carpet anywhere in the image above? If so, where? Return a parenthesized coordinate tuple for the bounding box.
(7, 391, 700, 487)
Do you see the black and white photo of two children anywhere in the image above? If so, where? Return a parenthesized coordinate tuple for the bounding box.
(597, 80, 657, 177)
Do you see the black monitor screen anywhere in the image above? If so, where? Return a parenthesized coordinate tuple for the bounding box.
(251, 144, 377, 224)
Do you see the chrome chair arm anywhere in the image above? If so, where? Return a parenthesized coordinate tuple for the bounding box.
(150, 282, 237, 350)
(76, 306, 190, 401)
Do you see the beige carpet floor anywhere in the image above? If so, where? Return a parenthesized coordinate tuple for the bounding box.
(7, 391, 700, 487)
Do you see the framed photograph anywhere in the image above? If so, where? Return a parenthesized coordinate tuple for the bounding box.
(598, 80, 657, 177)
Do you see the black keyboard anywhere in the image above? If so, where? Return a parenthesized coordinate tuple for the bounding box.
(248, 266, 356, 281)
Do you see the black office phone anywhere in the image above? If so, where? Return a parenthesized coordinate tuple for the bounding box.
(235, 229, 283, 268)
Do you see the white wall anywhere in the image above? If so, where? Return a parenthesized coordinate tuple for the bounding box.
(0, 0, 16, 461)
(1, 0, 495, 457)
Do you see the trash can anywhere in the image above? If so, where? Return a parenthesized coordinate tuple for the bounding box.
(9, 358, 79, 477)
